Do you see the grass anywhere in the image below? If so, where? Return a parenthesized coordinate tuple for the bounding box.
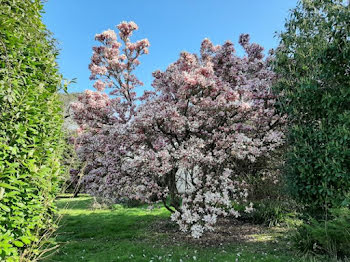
(43, 196, 337, 262)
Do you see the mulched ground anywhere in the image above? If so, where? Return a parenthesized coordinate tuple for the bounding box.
(149, 217, 272, 247)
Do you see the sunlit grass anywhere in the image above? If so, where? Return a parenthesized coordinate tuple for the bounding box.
(43, 196, 334, 262)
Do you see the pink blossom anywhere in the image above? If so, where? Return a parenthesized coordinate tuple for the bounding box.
(93, 80, 106, 91)
(95, 29, 117, 42)
(117, 21, 139, 39)
(89, 64, 107, 76)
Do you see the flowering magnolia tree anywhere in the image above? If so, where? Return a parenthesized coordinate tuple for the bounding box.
(72, 21, 286, 238)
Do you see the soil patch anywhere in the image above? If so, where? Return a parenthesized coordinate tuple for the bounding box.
(149, 217, 272, 247)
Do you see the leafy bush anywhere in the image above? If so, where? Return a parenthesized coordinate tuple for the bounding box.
(0, 0, 64, 260)
(274, 0, 350, 212)
(239, 199, 298, 227)
(292, 208, 350, 258)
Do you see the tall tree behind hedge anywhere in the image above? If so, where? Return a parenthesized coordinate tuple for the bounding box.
(274, 0, 350, 212)
(0, 0, 64, 260)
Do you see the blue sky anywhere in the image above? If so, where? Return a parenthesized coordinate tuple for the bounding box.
(43, 0, 298, 94)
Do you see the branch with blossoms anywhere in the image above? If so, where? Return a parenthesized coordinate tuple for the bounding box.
(73, 21, 150, 127)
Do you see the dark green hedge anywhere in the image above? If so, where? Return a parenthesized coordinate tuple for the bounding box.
(274, 0, 350, 212)
(0, 0, 65, 260)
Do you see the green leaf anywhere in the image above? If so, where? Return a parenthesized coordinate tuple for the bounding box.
(0, 203, 10, 212)
(0, 183, 19, 191)
(19, 237, 31, 245)
(13, 240, 24, 247)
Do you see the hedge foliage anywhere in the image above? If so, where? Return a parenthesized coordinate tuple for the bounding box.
(0, 0, 65, 260)
(274, 0, 350, 212)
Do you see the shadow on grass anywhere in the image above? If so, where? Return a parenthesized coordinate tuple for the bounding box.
(55, 197, 169, 242)
(57, 194, 90, 199)
(55, 197, 281, 246)
(45, 196, 315, 262)
(57, 211, 167, 242)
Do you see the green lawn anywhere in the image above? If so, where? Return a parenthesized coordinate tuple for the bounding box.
(43, 196, 333, 262)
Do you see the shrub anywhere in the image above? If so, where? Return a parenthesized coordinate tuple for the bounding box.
(274, 0, 350, 212)
(292, 208, 350, 258)
(239, 199, 298, 227)
(0, 0, 64, 260)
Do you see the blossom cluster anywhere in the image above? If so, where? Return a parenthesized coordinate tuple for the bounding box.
(71, 22, 286, 238)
